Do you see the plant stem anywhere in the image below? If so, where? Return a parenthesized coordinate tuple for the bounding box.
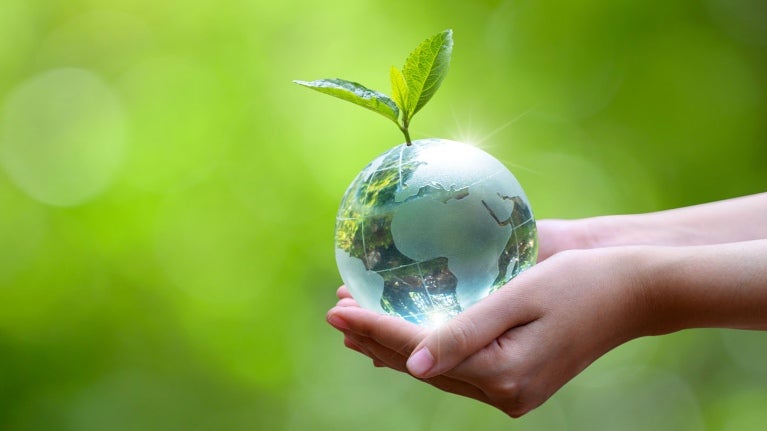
(400, 117, 412, 146)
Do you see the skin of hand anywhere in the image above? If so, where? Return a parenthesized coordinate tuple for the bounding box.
(328, 243, 653, 417)
(327, 194, 767, 418)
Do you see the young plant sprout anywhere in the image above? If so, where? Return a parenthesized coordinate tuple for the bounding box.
(294, 30, 453, 145)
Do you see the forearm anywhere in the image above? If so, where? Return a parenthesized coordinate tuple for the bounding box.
(638, 239, 767, 335)
(574, 192, 767, 249)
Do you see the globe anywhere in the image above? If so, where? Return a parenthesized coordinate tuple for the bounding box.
(335, 138, 537, 327)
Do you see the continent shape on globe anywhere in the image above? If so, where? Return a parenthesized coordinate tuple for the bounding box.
(335, 139, 537, 326)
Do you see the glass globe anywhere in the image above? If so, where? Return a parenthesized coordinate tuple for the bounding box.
(335, 139, 537, 326)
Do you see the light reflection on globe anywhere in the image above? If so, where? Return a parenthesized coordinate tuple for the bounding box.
(335, 139, 537, 327)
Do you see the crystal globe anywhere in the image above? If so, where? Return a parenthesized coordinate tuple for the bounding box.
(335, 139, 537, 326)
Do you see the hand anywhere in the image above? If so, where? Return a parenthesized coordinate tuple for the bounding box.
(327, 246, 651, 417)
(533, 219, 586, 261)
(329, 287, 495, 405)
(328, 194, 767, 418)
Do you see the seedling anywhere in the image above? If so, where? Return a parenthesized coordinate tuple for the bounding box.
(294, 29, 453, 145)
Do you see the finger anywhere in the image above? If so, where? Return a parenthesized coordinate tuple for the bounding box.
(328, 306, 427, 356)
(342, 331, 392, 367)
(336, 285, 352, 300)
(343, 335, 365, 354)
(333, 308, 491, 403)
(422, 375, 493, 406)
(345, 333, 493, 404)
(344, 333, 400, 370)
(345, 332, 409, 373)
(405, 275, 542, 379)
(335, 297, 358, 308)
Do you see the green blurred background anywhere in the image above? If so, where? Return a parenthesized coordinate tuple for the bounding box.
(1, 0, 766, 429)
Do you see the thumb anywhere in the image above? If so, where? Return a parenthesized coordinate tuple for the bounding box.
(406, 285, 539, 378)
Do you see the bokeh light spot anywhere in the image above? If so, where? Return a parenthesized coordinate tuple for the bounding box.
(0, 68, 126, 206)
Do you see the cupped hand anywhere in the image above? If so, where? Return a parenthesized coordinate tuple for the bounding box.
(327, 246, 651, 417)
(329, 286, 494, 404)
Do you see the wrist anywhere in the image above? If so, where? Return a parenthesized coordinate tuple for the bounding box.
(597, 246, 667, 343)
(624, 246, 681, 337)
(638, 240, 767, 334)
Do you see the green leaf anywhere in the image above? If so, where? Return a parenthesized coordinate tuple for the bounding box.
(402, 29, 453, 118)
(389, 66, 408, 117)
(292, 78, 399, 124)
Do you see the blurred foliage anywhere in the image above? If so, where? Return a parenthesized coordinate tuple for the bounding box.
(0, 0, 766, 429)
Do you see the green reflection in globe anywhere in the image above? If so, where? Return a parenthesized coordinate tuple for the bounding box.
(335, 139, 538, 327)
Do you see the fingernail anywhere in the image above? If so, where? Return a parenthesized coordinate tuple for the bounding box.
(328, 315, 349, 331)
(407, 347, 435, 377)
